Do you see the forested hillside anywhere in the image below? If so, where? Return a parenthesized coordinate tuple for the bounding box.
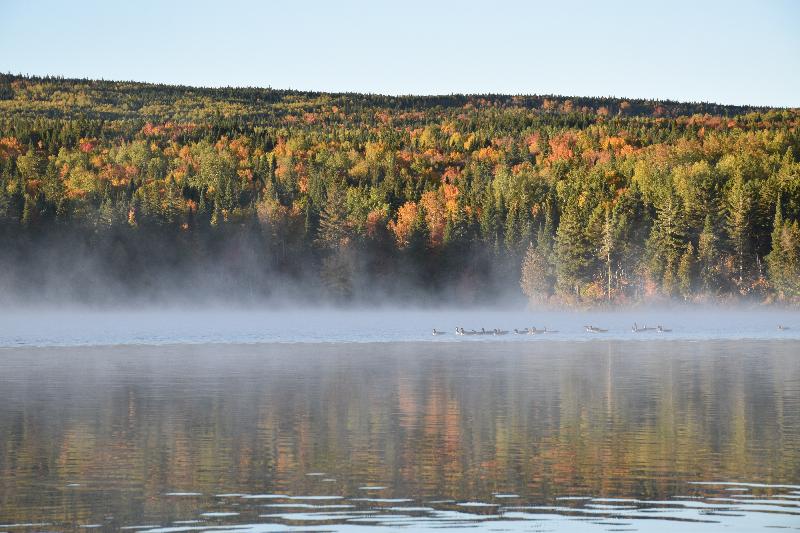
(1, 74, 798, 305)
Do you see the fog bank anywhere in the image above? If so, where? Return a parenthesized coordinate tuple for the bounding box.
(1, 306, 798, 348)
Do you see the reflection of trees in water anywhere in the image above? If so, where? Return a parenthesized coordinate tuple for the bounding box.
(0, 341, 798, 526)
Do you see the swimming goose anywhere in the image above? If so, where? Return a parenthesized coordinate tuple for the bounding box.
(514, 328, 529, 335)
(493, 329, 509, 335)
(585, 325, 608, 333)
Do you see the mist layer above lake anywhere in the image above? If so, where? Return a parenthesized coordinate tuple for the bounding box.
(0, 340, 798, 531)
(1, 307, 799, 347)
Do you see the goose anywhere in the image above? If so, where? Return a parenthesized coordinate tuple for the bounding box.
(493, 329, 509, 335)
(585, 325, 608, 333)
(514, 328, 529, 335)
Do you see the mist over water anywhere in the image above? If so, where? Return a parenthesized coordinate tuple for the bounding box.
(1, 306, 798, 347)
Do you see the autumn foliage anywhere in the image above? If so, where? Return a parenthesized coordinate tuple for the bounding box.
(0, 74, 799, 304)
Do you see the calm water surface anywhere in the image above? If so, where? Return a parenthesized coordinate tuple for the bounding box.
(1, 340, 799, 531)
(1, 308, 799, 346)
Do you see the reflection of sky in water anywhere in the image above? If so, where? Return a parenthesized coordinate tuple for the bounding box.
(1, 308, 799, 347)
(132, 485, 800, 532)
(0, 340, 798, 531)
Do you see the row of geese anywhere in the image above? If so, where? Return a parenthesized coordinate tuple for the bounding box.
(447, 327, 559, 336)
(434, 323, 672, 336)
(435, 323, 794, 336)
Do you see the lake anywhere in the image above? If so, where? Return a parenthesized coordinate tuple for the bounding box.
(1, 325, 799, 531)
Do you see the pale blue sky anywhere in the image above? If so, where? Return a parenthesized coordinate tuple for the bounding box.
(1, 0, 798, 107)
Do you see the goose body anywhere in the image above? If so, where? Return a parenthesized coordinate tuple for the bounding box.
(585, 325, 608, 333)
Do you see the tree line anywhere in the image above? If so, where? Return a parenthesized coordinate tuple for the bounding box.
(0, 74, 798, 305)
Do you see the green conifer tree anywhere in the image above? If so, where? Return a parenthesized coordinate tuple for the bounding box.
(726, 172, 753, 289)
(766, 201, 786, 297)
(555, 201, 592, 298)
(697, 214, 721, 294)
(677, 242, 695, 300)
